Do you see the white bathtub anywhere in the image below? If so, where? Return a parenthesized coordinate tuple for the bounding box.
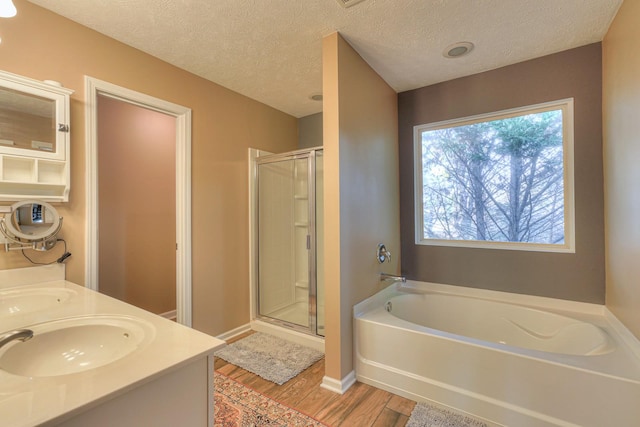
(354, 281, 640, 427)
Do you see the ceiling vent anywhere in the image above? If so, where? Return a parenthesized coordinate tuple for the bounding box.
(335, 0, 367, 8)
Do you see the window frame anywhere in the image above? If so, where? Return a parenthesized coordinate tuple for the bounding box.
(413, 98, 575, 253)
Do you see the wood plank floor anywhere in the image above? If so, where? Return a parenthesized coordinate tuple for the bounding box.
(214, 332, 417, 427)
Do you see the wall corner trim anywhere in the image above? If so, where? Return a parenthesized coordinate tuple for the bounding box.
(320, 371, 356, 394)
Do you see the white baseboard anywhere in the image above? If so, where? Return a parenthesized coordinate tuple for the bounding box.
(251, 319, 325, 353)
(216, 323, 252, 342)
(320, 371, 356, 394)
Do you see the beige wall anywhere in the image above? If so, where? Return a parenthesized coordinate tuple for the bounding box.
(0, 0, 298, 336)
(398, 44, 605, 304)
(603, 0, 640, 339)
(97, 95, 176, 315)
(323, 33, 400, 381)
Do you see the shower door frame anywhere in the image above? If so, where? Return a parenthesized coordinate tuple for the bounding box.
(253, 147, 322, 336)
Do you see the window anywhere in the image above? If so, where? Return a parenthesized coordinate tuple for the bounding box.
(414, 99, 574, 252)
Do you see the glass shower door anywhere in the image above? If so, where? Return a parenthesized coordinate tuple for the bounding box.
(315, 151, 324, 336)
(257, 155, 311, 329)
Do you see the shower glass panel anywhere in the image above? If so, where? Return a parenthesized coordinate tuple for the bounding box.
(315, 151, 325, 336)
(258, 156, 311, 329)
(256, 148, 323, 336)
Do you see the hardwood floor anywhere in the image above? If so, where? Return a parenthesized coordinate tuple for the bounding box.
(214, 332, 416, 427)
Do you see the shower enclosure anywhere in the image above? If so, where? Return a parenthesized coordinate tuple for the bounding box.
(252, 148, 324, 337)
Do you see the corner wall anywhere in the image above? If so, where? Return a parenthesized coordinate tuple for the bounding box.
(0, 0, 298, 336)
(603, 0, 640, 339)
(322, 33, 400, 383)
(298, 112, 323, 149)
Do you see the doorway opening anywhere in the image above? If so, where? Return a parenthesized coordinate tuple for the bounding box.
(85, 77, 193, 326)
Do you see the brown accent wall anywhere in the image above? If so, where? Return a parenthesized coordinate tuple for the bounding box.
(323, 33, 400, 381)
(603, 2, 640, 339)
(298, 112, 323, 149)
(398, 43, 605, 303)
(97, 95, 176, 315)
(0, 0, 298, 336)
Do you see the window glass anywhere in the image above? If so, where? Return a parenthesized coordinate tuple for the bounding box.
(414, 99, 574, 252)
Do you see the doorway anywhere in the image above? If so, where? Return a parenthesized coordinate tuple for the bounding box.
(85, 77, 193, 326)
(97, 96, 176, 317)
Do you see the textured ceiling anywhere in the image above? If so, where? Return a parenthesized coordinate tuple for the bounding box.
(28, 0, 622, 118)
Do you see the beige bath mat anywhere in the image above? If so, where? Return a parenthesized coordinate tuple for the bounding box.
(214, 332, 323, 385)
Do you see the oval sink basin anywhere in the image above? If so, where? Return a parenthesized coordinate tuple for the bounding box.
(0, 287, 77, 317)
(0, 315, 154, 377)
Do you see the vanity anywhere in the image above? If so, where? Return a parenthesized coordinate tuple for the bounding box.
(0, 70, 225, 426)
(0, 265, 226, 426)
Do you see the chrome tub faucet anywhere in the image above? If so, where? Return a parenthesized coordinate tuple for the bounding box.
(379, 273, 406, 283)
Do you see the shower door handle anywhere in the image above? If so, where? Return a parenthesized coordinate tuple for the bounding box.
(306, 235, 311, 250)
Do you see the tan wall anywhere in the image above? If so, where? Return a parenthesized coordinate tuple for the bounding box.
(97, 95, 176, 315)
(603, 1, 640, 339)
(323, 33, 400, 381)
(0, 0, 298, 336)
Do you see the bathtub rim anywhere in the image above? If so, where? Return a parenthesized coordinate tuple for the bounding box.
(356, 280, 640, 356)
(355, 280, 606, 317)
(384, 292, 616, 357)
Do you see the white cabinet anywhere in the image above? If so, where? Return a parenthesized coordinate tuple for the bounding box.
(0, 70, 73, 202)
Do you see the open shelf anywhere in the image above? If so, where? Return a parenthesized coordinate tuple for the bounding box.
(2, 156, 35, 182)
(38, 160, 66, 185)
(0, 155, 69, 201)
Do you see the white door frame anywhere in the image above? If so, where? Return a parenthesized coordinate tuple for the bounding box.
(85, 76, 193, 326)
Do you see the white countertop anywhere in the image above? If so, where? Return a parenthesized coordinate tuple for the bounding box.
(0, 266, 225, 427)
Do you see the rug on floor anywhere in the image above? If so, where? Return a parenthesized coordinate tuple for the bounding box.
(407, 402, 488, 427)
(214, 332, 323, 385)
(214, 372, 327, 426)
